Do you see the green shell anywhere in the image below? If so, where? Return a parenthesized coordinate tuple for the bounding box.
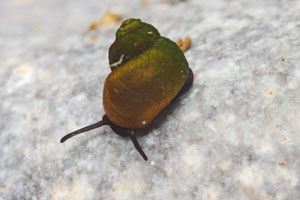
(103, 18, 189, 129)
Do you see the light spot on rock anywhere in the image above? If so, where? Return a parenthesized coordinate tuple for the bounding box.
(182, 111, 201, 122)
(133, 182, 146, 194)
(181, 146, 202, 172)
(237, 165, 263, 187)
(218, 159, 231, 171)
(164, 164, 173, 176)
(47, 142, 55, 151)
(206, 187, 219, 200)
(117, 184, 128, 194)
(204, 120, 216, 132)
(51, 181, 93, 200)
(13, 64, 33, 74)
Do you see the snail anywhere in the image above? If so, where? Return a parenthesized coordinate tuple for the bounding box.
(60, 18, 194, 161)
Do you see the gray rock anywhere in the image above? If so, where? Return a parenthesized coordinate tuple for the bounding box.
(1, 0, 300, 199)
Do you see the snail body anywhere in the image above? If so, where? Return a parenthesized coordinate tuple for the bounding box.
(60, 18, 193, 161)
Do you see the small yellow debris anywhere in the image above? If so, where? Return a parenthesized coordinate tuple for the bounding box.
(33, 23, 40, 31)
(278, 162, 286, 167)
(99, 9, 123, 25)
(264, 89, 274, 96)
(89, 22, 98, 31)
(140, 0, 148, 5)
(177, 38, 183, 47)
(116, 184, 128, 194)
(90, 35, 97, 42)
(176, 36, 192, 52)
(89, 9, 123, 31)
(269, 90, 274, 95)
(281, 135, 288, 141)
(194, 74, 198, 80)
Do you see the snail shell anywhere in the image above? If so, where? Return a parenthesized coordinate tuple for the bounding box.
(103, 18, 189, 129)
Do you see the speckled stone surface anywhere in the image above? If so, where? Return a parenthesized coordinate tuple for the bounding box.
(1, 0, 300, 199)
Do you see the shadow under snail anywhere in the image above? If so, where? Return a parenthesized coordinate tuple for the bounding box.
(60, 18, 194, 161)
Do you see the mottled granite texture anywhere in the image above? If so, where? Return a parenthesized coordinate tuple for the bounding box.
(1, 0, 300, 199)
